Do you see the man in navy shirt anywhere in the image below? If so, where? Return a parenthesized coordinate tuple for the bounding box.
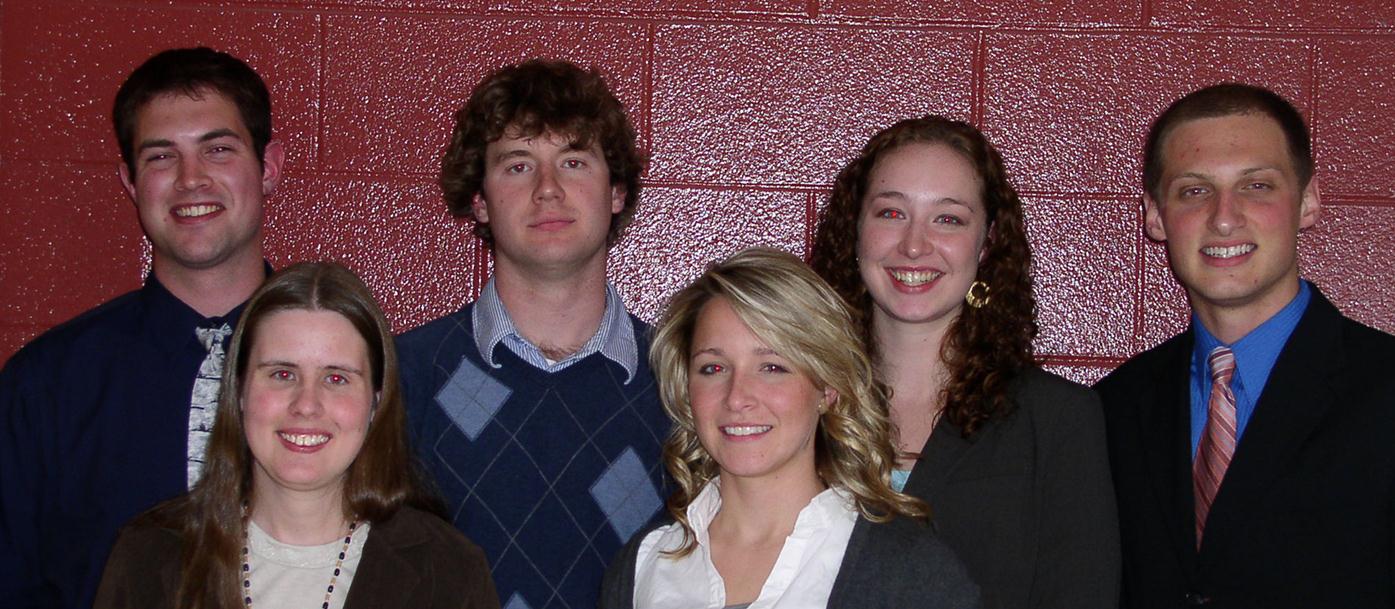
(0, 48, 284, 609)
(1097, 84, 1395, 607)
(398, 60, 668, 609)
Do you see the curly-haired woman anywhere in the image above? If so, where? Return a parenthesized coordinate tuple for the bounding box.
(811, 116, 1120, 609)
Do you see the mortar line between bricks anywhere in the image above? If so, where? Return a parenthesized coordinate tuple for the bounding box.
(1131, 204, 1148, 357)
(643, 22, 656, 169)
(315, 14, 326, 169)
(1305, 38, 1321, 165)
(971, 30, 987, 127)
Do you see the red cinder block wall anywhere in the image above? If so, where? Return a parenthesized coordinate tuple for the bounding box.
(3, 0, 1393, 383)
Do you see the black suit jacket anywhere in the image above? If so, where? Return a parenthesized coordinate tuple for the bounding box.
(92, 506, 500, 609)
(904, 367, 1120, 609)
(1096, 287, 1395, 609)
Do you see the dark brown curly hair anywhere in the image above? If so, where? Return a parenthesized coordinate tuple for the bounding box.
(439, 59, 644, 246)
(810, 116, 1037, 438)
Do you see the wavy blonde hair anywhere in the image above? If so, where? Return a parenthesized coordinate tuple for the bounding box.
(650, 247, 928, 556)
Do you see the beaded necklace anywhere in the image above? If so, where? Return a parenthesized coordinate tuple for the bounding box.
(241, 515, 358, 609)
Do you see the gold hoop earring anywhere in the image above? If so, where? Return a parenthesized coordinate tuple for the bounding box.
(965, 280, 991, 309)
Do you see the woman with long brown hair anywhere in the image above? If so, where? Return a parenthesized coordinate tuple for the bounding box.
(601, 247, 979, 609)
(94, 262, 497, 609)
(811, 116, 1119, 609)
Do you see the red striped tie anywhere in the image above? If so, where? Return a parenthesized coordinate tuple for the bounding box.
(1194, 346, 1237, 548)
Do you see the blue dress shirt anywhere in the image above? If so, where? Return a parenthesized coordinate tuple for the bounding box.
(1189, 281, 1312, 457)
(472, 278, 639, 382)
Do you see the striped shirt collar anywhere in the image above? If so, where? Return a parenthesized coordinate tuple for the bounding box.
(472, 277, 639, 383)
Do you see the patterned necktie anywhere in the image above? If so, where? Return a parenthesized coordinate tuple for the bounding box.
(188, 323, 232, 488)
(1194, 345, 1237, 548)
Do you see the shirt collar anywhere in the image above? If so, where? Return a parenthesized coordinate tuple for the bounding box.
(1192, 279, 1312, 394)
(471, 277, 639, 382)
(139, 270, 253, 355)
(684, 477, 855, 548)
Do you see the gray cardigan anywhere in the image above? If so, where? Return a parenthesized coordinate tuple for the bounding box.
(600, 510, 982, 609)
(906, 367, 1120, 609)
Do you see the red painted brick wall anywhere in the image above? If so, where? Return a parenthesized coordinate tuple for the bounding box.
(3, 0, 1393, 384)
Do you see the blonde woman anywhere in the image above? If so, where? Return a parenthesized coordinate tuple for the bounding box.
(600, 248, 979, 609)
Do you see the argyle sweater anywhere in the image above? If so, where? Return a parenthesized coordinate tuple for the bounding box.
(398, 306, 668, 609)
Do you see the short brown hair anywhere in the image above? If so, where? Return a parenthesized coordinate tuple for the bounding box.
(1143, 83, 1313, 202)
(440, 59, 644, 246)
(113, 47, 273, 177)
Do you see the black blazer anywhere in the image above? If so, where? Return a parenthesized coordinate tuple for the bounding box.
(600, 512, 982, 609)
(93, 506, 500, 609)
(903, 368, 1121, 609)
(1096, 287, 1395, 609)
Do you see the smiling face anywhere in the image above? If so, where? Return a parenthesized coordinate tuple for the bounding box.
(119, 91, 282, 276)
(687, 297, 831, 487)
(1145, 112, 1320, 333)
(242, 309, 375, 499)
(472, 129, 625, 279)
(856, 142, 989, 335)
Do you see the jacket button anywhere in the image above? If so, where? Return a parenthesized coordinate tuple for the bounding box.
(1184, 592, 1210, 605)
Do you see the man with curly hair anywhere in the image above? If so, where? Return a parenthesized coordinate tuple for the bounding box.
(397, 60, 667, 609)
(1098, 83, 1395, 608)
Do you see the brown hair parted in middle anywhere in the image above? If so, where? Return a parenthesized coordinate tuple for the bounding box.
(439, 59, 645, 246)
(810, 116, 1038, 438)
(133, 261, 432, 609)
(650, 247, 928, 557)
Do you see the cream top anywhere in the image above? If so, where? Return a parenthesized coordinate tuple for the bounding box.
(245, 520, 372, 609)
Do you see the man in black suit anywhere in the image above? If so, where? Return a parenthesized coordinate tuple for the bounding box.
(1096, 83, 1395, 608)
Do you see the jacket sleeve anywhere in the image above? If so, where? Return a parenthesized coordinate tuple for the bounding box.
(0, 350, 55, 608)
(90, 525, 176, 609)
(598, 520, 658, 609)
(457, 538, 500, 609)
(1028, 379, 1122, 609)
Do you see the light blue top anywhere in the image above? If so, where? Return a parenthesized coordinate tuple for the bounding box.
(1189, 280, 1311, 457)
(472, 277, 639, 383)
(891, 469, 912, 493)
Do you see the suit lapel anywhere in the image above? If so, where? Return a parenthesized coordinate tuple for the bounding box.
(826, 517, 873, 608)
(905, 414, 975, 503)
(1199, 292, 1345, 564)
(1137, 332, 1202, 573)
(343, 515, 424, 609)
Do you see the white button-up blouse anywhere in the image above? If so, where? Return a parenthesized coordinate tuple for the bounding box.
(632, 478, 858, 609)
